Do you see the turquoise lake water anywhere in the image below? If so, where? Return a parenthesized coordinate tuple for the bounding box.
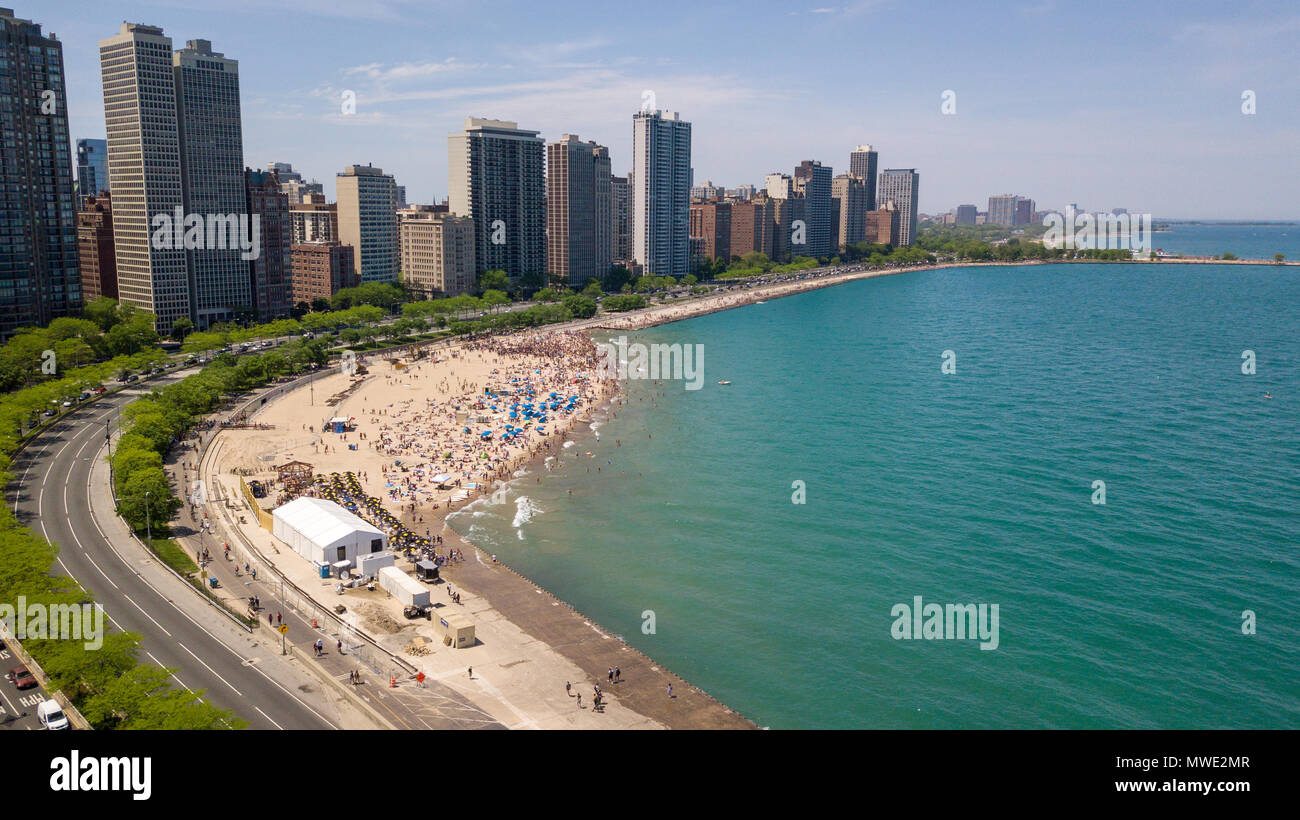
(449, 261, 1300, 729)
(1152, 222, 1298, 260)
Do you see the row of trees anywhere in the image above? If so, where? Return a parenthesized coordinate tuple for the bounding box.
(0, 312, 242, 727)
(0, 300, 160, 392)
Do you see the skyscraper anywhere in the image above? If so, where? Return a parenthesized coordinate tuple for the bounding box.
(175, 38, 248, 326)
(77, 194, 117, 301)
(336, 164, 398, 283)
(877, 169, 919, 246)
(547, 135, 611, 286)
(689, 201, 731, 261)
(850, 145, 879, 209)
(633, 110, 692, 277)
(728, 196, 774, 261)
(0, 8, 81, 338)
(100, 22, 189, 335)
(245, 168, 292, 319)
(987, 194, 1018, 226)
(831, 174, 867, 253)
(955, 204, 977, 225)
(610, 174, 631, 267)
(77, 138, 109, 201)
(447, 118, 546, 280)
(794, 160, 832, 258)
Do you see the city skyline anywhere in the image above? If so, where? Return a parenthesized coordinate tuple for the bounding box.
(31, 0, 1299, 220)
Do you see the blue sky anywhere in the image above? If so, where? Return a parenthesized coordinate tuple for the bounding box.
(35, 0, 1300, 218)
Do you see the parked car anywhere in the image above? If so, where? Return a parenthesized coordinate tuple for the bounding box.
(37, 700, 68, 730)
(7, 665, 37, 689)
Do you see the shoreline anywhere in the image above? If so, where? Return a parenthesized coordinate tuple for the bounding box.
(207, 254, 1292, 730)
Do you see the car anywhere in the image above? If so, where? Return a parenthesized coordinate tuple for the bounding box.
(7, 665, 37, 689)
(92, 386, 106, 396)
(37, 700, 68, 730)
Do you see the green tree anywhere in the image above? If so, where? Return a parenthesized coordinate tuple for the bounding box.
(81, 664, 246, 729)
(170, 317, 194, 342)
(478, 270, 510, 294)
(561, 294, 597, 319)
(482, 290, 511, 313)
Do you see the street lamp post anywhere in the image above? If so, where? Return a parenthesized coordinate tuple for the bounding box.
(144, 490, 152, 547)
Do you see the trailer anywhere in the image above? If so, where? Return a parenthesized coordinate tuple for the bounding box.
(378, 566, 430, 608)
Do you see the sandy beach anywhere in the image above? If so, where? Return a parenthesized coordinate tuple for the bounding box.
(202, 254, 1279, 729)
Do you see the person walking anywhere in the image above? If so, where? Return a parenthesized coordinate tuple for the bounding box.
(608, 667, 614, 684)
(615, 666, 621, 683)
(667, 683, 673, 698)
(467, 667, 473, 679)
(565, 681, 572, 697)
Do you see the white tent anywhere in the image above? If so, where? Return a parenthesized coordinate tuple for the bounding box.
(272, 497, 387, 566)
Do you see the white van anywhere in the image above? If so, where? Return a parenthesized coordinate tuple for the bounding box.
(37, 699, 69, 730)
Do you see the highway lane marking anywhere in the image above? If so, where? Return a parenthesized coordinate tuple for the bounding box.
(147, 652, 193, 693)
(120, 594, 172, 638)
(255, 706, 285, 730)
(11, 403, 119, 512)
(83, 444, 337, 729)
(177, 642, 242, 696)
(30, 379, 334, 730)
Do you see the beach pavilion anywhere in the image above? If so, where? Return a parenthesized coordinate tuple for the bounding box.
(272, 497, 387, 567)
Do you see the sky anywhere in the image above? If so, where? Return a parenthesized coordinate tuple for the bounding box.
(32, 0, 1300, 219)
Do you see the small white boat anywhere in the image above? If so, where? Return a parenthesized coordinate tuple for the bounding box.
(717, 380, 732, 385)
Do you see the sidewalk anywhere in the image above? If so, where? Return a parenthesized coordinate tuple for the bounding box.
(90, 434, 377, 730)
(195, 366, 670, 729)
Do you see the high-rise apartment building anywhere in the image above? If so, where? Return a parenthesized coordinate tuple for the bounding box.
(794, 160, 832, 258)
(610, 174, 631, 267)
(290, 193, 337, 244)
(877, 169, 919, 246)
(291, 241, 356, 306)
(633, 110, 692, 276)
(547, 134, 611, 285)
(447, 118, 546, 280)
(864, 209, 899, 245)
(689, 201, 731, 261)
(0, 8, 81, 338)
(955, 204, 977, 225)
(336, 164, 398, 283)
(77, 194, 117, 300)
(728, 196, 773, 260)
(245, 168, 292, 319)
(100, 22, 189, 334)
(174, 38, 248, 327)
(849, 145, 878, 209)
(77, 138, 109, 201)
(831, 174, 867, 253)
(398, 208, 476, 298)
(987, 194, 1017, 226)
(268, 162, 322, 205)
(1015, 197, 1035, 225)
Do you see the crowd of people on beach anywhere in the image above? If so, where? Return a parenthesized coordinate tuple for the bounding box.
(321, 332, 609, 520)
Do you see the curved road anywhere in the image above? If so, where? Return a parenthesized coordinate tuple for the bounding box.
(8, 378, 335, 730)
